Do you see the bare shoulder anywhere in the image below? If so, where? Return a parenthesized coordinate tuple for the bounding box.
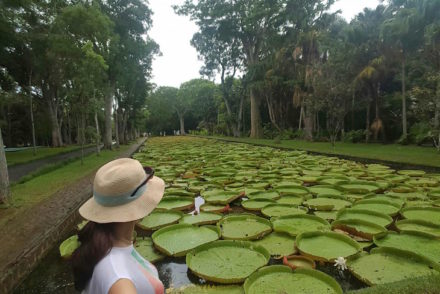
(108, 278, 137, 294)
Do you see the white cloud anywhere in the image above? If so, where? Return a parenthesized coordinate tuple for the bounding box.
(149, 0, 381, 88)
(149, 0, 204, 88)
(329, 0, 381, 20)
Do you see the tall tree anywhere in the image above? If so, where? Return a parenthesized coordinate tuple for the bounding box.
(381, 0, 424, 138)
(99, 0, 159, 148)
(176, 0, 334, 138)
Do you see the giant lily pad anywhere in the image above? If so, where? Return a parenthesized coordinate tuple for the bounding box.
(347, 247, 440, 286)
(313, 211, 338, 221)
(296, 231, 361, 262)
(318, 176, 350, 186)
(373, 231, 440, 263)
(152, 224, 219, 257)
(200, 203, 230, 213)
(167, 285, 244, 294)
(271, 214, 330, 236)
(395, 219, 440, 237)
(336, 208, 393, 227)
(137, 210, 183, 230)
(241, 198, 276, 211)
(397, 170, 426, 177)
(401, 206, 440, 225)
(261, 204, 308, 218)
(351, 199, 401, 216)
(246, 190, 280, 200)
(165, 190, 194, 197)
(308, 185, 342, 196)
(331, 219, 387, 240)
(156, 196, 194, 211)
(303, 197, 351, 211)
(179, 212, 223, 226)
(59, 235, 80, 259)
(275, 185, 309, 196)
(276, 195, 303, 206)
(407, 178, 438, 188)
(186, 240, 270, 283)
(203, 190, 243, 204)
(134, 237, 165, 263)
(338, 181, 381, 194)
(243, 265, 342, 294)
(218, 214, 272, 240)
(253, 232, 297, 257)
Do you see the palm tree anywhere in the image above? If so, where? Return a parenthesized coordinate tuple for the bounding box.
(381, 0, 424, 138)
(355, 56, 387, 142)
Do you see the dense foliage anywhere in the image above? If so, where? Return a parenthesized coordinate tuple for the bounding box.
(146, 0, 440, 149)
(0, 0, 158, 148)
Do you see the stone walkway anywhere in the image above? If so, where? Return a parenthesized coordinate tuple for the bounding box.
(8, 145, 100, 183)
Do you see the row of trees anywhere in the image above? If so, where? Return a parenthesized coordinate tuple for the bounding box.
(0, 0, 158, 149)
(147, 0, 440, 148)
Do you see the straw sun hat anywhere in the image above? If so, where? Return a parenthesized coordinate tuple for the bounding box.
(79, 158, 165, 223)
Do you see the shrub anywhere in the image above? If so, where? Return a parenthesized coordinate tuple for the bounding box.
(343, 130, 364, 143)
(409, 122, 432, 145)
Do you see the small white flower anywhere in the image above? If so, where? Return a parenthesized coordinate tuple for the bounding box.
(334, 256, 347, 271)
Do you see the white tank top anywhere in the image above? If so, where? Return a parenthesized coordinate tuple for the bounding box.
(84, 245, 164, 294)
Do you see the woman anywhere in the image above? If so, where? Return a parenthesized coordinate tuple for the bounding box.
(72, 158, 165, 294)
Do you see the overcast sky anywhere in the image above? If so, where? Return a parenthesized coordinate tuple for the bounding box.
(149, 0, 380, 88)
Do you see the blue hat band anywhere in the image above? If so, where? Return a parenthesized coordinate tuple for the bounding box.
(94, 183, 147, 207)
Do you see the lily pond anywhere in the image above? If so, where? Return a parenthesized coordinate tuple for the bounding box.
(18, 136, 440, 293)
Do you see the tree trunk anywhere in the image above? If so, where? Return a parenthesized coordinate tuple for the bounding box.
(80, 110, 85, 165)
(48, 99, 62, 147)
(114, 105, 120, 148)
(435, 81, 440, 130)
(341, 117, 345, 141)
(94, 111, 100, 156)
(235, 95, 244, 137)
(304, 115, 314, 140)
(76, 116, 81, 144)
(6, 104, 12, 147)
(366, 100, 371, 143)
(28, 71, 36, 155)
(250, 88, 263, 138)
(122, 111, 128, 143)
(351, 87, 355, 131)
(66, 110, 72, 145)
(401, 57, 407, 137)
(179, 114, 185, 135)
(104, 86, 113, 150)
(299, 104, 304, 130)
(266, 93, 281, 133)
(0, 128, 10, 203)
(376, 82, 380, 120)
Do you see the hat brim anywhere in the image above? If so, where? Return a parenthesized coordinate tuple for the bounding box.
(79, 176, 165, 223)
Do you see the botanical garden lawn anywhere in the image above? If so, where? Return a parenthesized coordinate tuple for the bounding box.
(348, 274, 440, 294)
(6, 145, 90, 166)
(0, 146, 129, 227)
(204, 136, 440, 168)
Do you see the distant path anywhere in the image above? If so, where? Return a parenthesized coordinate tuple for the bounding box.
(8, 145, 99, 183)
(0, 138, 146, 294)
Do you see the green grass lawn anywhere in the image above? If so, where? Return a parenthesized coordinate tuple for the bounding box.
(203, 136, 440, 168)
(0, 146, 129, 226)
(348, 274, 440, 294)
(6, 145, 93, 166)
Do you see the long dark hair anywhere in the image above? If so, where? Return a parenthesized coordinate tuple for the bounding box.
(71, 221, 116, 291)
